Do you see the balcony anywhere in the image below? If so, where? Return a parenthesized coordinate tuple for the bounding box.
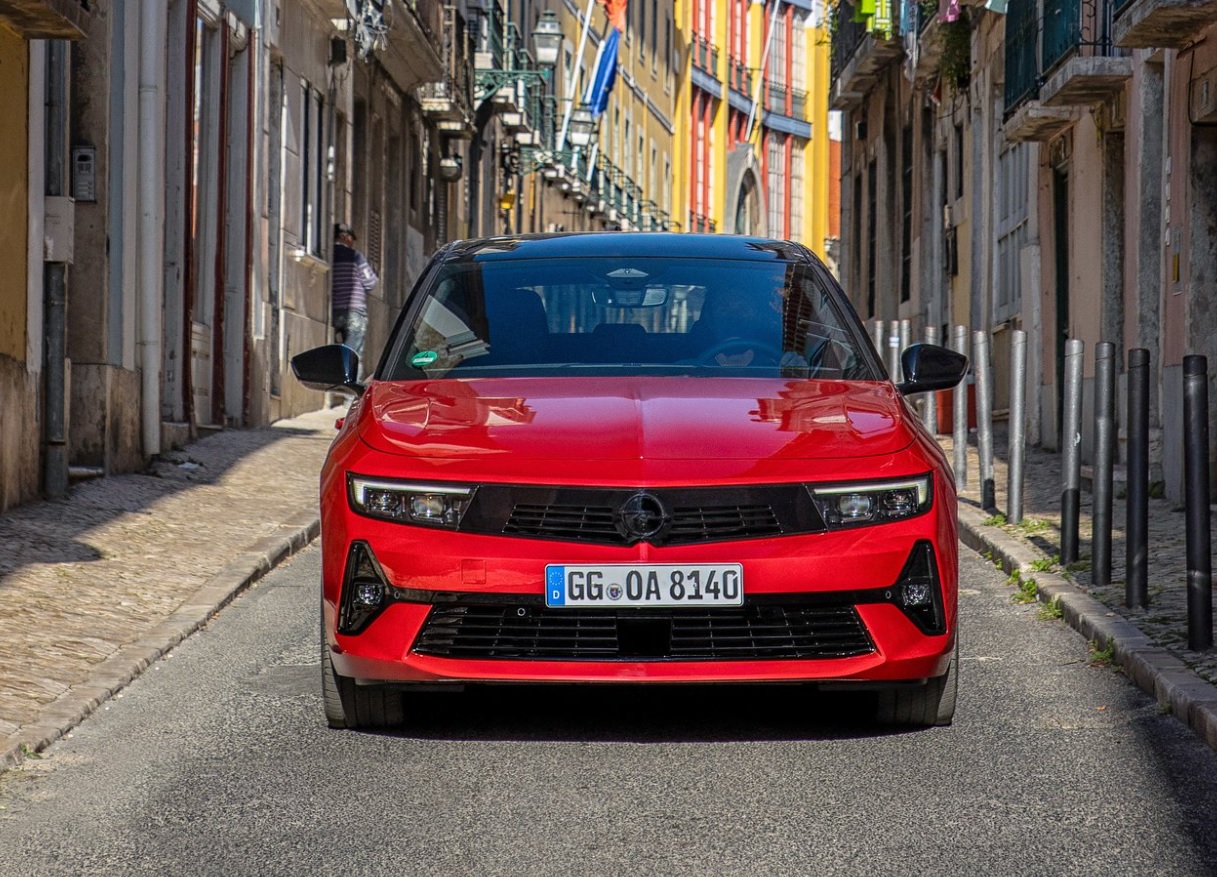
(1040, 55, 1132, 106)
(692, 34, 720, 77)
(1115, 0, 1217, 47)
(728, 56, 753, 95)
(830, 0, 905, 110)
(691, 32, 723, 98)
(914, 6, 944, 81)
(1003, 0, 1129, 134)
(1038, 0, 1132, 105)
(0, 0, 88, 37)
(365, 0, 444, 90)
(419, 6, 474, 137)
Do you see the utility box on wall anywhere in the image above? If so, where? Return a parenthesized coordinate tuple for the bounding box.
(44, 196, 75, 264)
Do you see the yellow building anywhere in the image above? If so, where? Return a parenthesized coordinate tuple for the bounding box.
(674, 0, 835, 258)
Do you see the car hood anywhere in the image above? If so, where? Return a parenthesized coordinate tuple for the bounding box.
(353, 377, 920, 478)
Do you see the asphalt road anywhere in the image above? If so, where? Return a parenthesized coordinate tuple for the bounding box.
(1, 546, 1216, 877)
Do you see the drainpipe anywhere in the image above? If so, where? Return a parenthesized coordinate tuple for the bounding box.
(43, 40, 68, 499)
(138, 0, 166, 456)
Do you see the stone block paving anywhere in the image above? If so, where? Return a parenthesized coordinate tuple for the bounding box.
(941, 420, 1217, 753)
(2, 403, 1216, 768)
(0, 407, 340, 768)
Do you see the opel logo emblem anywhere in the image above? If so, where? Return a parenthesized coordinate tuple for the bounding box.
(619, 492, 667, 541)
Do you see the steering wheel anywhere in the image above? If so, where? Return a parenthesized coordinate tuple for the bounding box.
(696, 337, 785, 366)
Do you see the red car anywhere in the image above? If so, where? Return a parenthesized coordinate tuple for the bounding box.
(292, 233, 968, 729)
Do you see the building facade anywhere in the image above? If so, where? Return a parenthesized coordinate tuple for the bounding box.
(832, 0, 1217, 501)
(676, 0, 837, 259)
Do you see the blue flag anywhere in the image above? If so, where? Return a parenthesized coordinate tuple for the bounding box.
(583, 28, 619, 118)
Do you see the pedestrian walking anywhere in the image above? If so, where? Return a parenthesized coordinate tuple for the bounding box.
(331, 222, 377, 375)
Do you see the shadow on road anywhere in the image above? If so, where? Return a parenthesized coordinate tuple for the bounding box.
(367, 683, 930, 744)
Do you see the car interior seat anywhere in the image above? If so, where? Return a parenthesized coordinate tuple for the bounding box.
(590, 322, 649, 363)
(483, 288, 550, 365)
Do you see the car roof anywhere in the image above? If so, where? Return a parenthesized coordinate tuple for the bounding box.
(441, 232, 813, 264)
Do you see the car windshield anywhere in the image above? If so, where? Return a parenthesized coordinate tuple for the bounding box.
(383, 254, 878, 380)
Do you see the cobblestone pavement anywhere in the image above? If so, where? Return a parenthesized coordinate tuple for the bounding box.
(1, 405, 1215, 770)
(942, 420, 1217, 752)
(0, 407, 339, 768)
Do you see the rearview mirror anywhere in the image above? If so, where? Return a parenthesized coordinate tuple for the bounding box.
(591, 287, 669, 307)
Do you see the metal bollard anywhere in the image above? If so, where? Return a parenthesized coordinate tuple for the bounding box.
(1093, 342, 1116, 587)
(953, 325, 968, 488)
(1007, 329, 1027, 525)
(899, 319, 911, 360)
(1060, 339, 1084, 565)
(1183, 355, 1213, 650)
(973, 330, 995, 512)
(871, 320, 885, 366)
(924, 325, 939, 434)
(1127, 348, 1150, 609)
(888, 320, 902, 383)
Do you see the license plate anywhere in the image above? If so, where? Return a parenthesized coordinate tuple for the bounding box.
(545, 564, 744, 607)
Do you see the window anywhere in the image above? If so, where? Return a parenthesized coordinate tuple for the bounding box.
(953, 123, 964, 201)
(901, 126, 912, 303)
(767, 135, 785, 237)
(301, 82, 325, 256)
(772, 9, 788, 88)
(790, 141, 804, 242)
(866, 159, 877, 318)
(995, 141, 1029, 323)
(792, 12, 806, 90)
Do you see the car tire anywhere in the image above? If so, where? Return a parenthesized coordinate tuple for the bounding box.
(321, 617, 405, 729)
(876, 638, 959, 727)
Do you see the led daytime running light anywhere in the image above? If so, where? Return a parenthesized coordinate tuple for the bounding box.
(810, 476, 932, 529)
(349, 476, 474, 528)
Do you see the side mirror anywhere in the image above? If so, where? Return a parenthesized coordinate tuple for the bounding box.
(291, 344, 364, 395)
(896, 343, 968, 395)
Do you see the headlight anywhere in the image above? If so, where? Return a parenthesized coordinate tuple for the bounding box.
(809, 475, 932, 529)
(348, 475, 474, 528)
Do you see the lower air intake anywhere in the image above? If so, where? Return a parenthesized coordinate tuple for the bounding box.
(413, 604, 874, 660)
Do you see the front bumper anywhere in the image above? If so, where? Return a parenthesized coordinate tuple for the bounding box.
(321, 500, 959, 686)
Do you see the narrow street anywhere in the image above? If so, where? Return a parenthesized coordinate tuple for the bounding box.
(2, 546, 1215, 876)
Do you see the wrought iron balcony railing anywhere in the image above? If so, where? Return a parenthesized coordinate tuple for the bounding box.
(830, 2, 871, 82)
(1004, 0, 1040, 112)
(692, 33, 720, 77)
(418, 5, 474, 128)
(1005, 0, 1128, 115)
(729, 55, 752, 94)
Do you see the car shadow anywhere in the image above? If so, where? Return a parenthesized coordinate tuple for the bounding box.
(379, 683, 927, 744)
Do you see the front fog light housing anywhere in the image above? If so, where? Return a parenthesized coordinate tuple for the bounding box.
(349, 475, 474, 529)
(810, 475, 931, 529)
(338, 542, 392, 635)
(892, 541, 945, 634)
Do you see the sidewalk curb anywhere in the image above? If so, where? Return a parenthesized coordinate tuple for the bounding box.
(0, 511, 321, 771)
(957, 504, 1217, 755)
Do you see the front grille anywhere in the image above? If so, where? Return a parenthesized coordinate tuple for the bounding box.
(462, 484, 823, 546)
(668, 504, 780, 541)
(504, 502, 781, 543)
(505, 503, 620, 541)
(413, 604, 874, 660)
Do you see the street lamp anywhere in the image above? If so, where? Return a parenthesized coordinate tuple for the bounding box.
(568, 106, 594, 148)
(532, 10, 562, 67)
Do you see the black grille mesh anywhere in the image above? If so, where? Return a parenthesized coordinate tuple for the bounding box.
(459, 484, 824, 546)
(413, 604, 874, 660)
(504, 504, 620, 540)
(502, 501, 783, 544)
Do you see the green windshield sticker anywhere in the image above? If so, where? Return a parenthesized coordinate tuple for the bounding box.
(411, 351, 439, 367)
